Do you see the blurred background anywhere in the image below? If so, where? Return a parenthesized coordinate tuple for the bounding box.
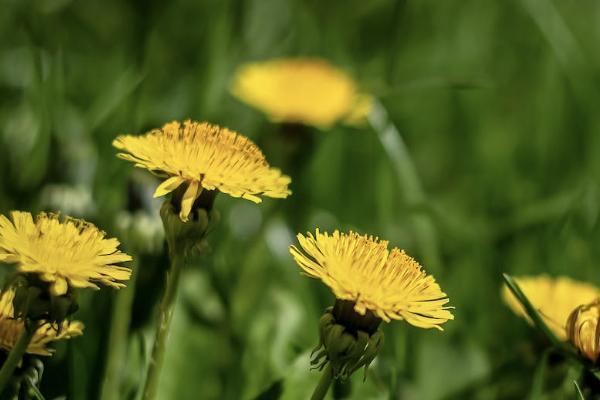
(1, 0, 600, 399)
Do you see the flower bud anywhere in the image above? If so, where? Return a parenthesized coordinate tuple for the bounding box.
(160, 199, 218, 258)
(311, 300, 384, 381)
(567, 299, 600, 363)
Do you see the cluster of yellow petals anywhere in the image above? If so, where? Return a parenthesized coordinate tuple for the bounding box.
(231, 58, 372, 128)
(567, 300, 600, 363)
(0, 211, 132, 296)
(502, 275, 600, 340)
(289, 229, 453, 330)
(0, 289, 83, 356)
(113, 120, 291, 221)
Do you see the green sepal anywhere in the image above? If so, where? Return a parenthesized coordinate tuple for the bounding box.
(160, 200, 218, 258)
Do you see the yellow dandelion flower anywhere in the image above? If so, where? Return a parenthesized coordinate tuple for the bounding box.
(113, 120, 291, 222)
(0, 211, 132, 296)
(501, 275, 600, 340)
(231, 58, 372, 127)
(567, 300, 600, 362)
(0, 288, 83, 356)
(289, 229, 454, 330)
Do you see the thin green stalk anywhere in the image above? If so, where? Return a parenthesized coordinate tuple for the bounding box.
(142, 254, 184, 400)
(502, 274, 562, 349)
(0, 320, 40, 396)
(502, 273, 581, 363)
(368, 101, 441, 273)
(574, 380, 584, 400)
(25, 380, 46, 400)
(99, 260, 139, 400)
(311, 364, 333, 400)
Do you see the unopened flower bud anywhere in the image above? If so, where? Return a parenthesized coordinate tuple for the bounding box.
(311, 300, 384, 381)
(567, 299, 600, 363)
(160, 197, 218, 258)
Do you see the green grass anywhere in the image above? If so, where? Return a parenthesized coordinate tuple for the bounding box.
(1, 0, 600, 399)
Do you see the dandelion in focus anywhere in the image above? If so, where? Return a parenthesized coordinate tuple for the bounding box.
(502, 275, 600, 340)
(289, 229, 452, 399)
(114, 120, 291, 400)
(0, 211, 132, 296)
(113, 120, 291, 222)
(232, 58, 372, 128)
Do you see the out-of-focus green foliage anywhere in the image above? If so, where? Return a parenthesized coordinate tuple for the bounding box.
(1, 0, 599, 399)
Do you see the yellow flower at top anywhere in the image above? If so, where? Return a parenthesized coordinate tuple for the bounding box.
(0, 211, 132, 296)
(289, 229, 454, 330)
(0, 288, 83, 356)
(502, 275, 600, 340)
(113, 120, 291, 221)
(231, 58, 372, 128)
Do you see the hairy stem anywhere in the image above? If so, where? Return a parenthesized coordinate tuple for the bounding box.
(142, 254, 184, 400)
(311, 364, 333, 400)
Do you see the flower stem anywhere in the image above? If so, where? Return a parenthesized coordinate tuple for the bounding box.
(142, 254, 184, 400)
(311, 364, 333, 400)
(99, 260, 138, 400)
(0, 320, 39, 396)
(369, 101, 441, 273)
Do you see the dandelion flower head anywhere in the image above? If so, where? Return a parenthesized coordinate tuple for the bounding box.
(0, 211, 132, 296)
(232, 58, 372, 127)
(289, 229, 453, 330)
(502, 275, 600, 340)
(113, 120, 291, 221)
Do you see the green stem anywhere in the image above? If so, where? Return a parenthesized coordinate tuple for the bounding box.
(25, 380, 46, 400)
(0, 320, 39, 396)
(368, 101, 441, 273)
(142, 254, 184, 400)
(574, 380, 585, 399)
(99, 260, 139, 400)
(311, 364, 333, 400)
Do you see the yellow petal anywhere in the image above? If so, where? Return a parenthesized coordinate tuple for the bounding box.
(52, 278, 68, 296)
(179, 181, 201, 222)
(153, 176, 185, 198)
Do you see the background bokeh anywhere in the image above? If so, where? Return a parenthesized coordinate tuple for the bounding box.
(1, 0, 600, 399)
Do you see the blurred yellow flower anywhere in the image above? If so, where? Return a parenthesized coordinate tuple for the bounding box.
(0, 288, 83, 356)
(231, 58, 372, 127)
(113, 120, 291, 222)
(289, 229, 453, 330)
(0, 211, 132, 296)
(502, 275, 600, 340)
(567, 300, 600, 362)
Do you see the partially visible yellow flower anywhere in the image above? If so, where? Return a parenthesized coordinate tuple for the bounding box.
(567, 300, 600, 362)
(231, 58, 371, 127)
(289, 229, 453, 330)
(0, 288, 83, 356)
(502, 275, 600, 340)
(0, 211, 132, 296)
(113, 120, 291, 222)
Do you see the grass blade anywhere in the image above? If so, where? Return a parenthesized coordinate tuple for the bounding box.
(502, 273, 563, 349)
(574, 380, 584, 400)
(369, 100, 441, 273)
